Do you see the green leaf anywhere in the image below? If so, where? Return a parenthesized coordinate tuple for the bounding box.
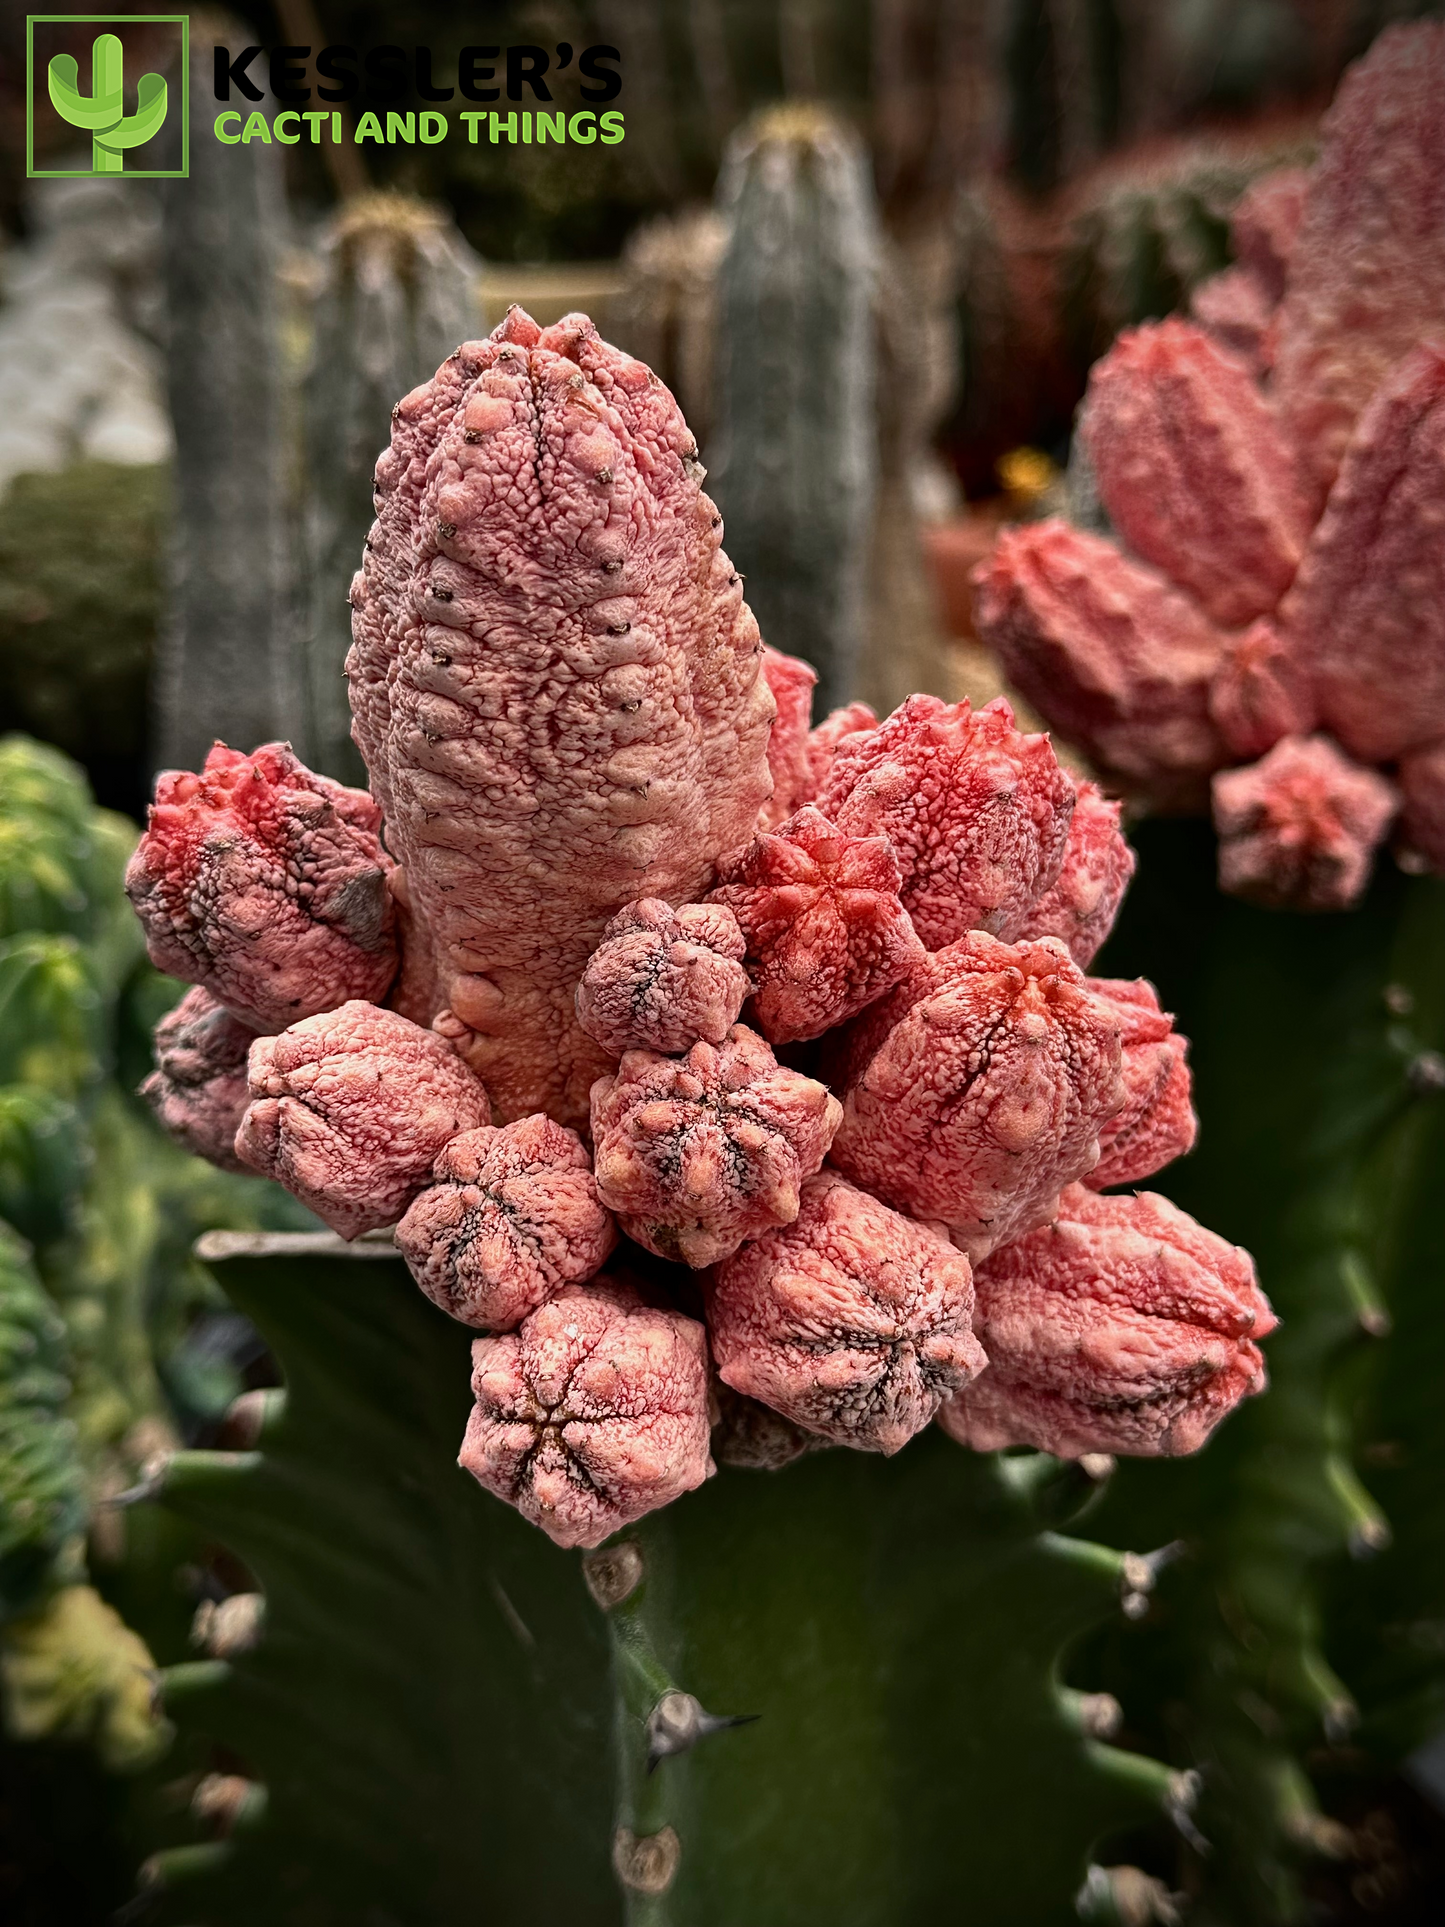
(0, 1223, 86, 1618)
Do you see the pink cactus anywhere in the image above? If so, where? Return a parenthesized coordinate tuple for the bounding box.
(708, 1171, 986, 1455)
(1213, 735, 1399, 913)
(1399, 743, 1445, 873)
(1080, 317, 1311, 628)
(140, 986, 257, 1173)
(815, 695, 1077, 949)
(706, 806, 924, 1045)
(826, 933, 1124, 1259)
(395, 1116, 616, 1330)
(125, 742, 399, 1035)
(938, 1183, 1275, 1459)
(347, 307, 775, 1129)
(574, 898, 752, 1058)
(1084, 979, 1197, 1190)
(758, 645, 821, 828)
(970, 25, 1445, 912)
(973, 522, 1229, 810)
(458, 1279, 713, 1548)
(590, 1025, 841, 1267)
(235, 1001, 492, 1238)
(1012, 781, 1135, 969)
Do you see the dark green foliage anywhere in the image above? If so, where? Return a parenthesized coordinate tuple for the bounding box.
(0, 1226, 85, 1619)
(1076, 822, 1445, 1924)
(0, 466, 168, 818)
(143, 1235, 1183, 1926)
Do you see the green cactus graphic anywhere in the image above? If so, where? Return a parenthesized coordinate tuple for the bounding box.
(48, 32, 167, 176)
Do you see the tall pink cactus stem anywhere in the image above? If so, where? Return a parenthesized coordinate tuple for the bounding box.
(348, 306, 775, 1127)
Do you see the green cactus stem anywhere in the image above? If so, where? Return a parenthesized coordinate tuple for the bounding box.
(47, 33, 167, 177)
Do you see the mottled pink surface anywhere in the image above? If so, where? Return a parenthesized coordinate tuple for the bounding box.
(125, 743, 398, 1035)
(827, 932, 1124, 1259)
(1399, 742, 1445, 873)
(459, 1278, 713, 1548)
(1083, 978, 1196, 1190)
(758, 644, 819, 829)
(396, 1116, 615, 1330)
(1280, 344, 1445, 764)
(1082, 318, 1310, 628)
(575, 898, 751, 1058)
(1271, 23, 1445, 510)
(140, 986, 256, 1173)
(1213, 735, 1398, 913)
(1208, 620, 1315, 761)
(707, 806, 923, 1045)
(1190, 266, 1276, 375)
(804, 702, 878, 795)
(1231, 166, 1310, 305)
(938, 1183, 1275, 1458)
(1012, 781, 1135, 969)
(973, 520, 1228, 810)
(816, 695, 1076, 949)
(235, 1001, 492, 1237)
(590, 1025, 841, 1267)
(347, 307, 774, 1128)
(708, 1170, 985, 1455)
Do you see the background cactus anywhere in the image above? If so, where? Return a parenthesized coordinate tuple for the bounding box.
(708, 104, 880, 711)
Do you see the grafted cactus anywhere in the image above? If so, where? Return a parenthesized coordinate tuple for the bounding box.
(126, 281, 1274, 1920)
(973, 22, 1445, 914)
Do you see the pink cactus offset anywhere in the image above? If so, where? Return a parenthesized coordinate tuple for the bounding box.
(1011, 781, 1136, 969)
(459, 1279, 713, 1549)
(235, 1001, 492, 1238)
(590, 1025, 841, 1267)
(1398, 743, 1445, 875)
(708, 1171, 986, 1455)
(395, 1116, 616, 1330)
(973, 23, 1445, 911)
(125, 742, 399, 1034)
(1084, 979, 1197, 1190)
(816, 694, 1077, 949)
(140, 986, 257, 1174)
(827, 933, 1125, 1260)
(1213, 736, 1400, 914)
(347, 306, 774, 1129)
(574, 898, 752, 1058)
(938, 1184, 1275, 1459)
(707, 806, 923, 1045)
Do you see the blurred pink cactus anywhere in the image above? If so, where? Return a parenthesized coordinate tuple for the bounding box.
(973, 22, 1445, 910)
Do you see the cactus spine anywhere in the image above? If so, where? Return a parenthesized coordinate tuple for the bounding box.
(709, 104, 879, 713)
(299, 195, 482, 786)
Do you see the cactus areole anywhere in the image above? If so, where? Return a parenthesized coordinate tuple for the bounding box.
(132, 301, 1265, 1567)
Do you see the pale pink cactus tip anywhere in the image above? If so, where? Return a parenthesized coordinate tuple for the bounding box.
(574, 898, 752, 1059)
(972, 520, 1229, 811)
(140, 986, 257, 1174)
(816, 693, 1076, 951)
(1012, 781, 1135, 969)
(938, 1182, 1275, 1459)
(124, 741, 398, 1035)
(590, 1024, 841, 1267)
(235, 1001, 492, 1238)
(826, 931, 1125, 1261)
(707, 806, 924, 1045)
(459, 1278, 713, 1548)
(396, 1115, 616, 1331)
(1080, 316, 1311, 631)
(1212, 735, 1399, 914)
(1084, 979, 1197, 1190)
(708, 1171, 986, 1456)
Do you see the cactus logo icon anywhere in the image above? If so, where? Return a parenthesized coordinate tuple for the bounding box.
(26, 16, 189, 178)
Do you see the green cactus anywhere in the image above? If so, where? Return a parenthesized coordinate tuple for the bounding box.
(709, 103, 879, 712)
(47, 32, 167, 177)
(0, 1225, 86, 1620)
(138, 1232, 1190, 1925)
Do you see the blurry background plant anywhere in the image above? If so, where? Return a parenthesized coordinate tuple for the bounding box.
(2, 3, 1445, 1923)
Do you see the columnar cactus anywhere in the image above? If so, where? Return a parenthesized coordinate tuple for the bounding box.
(973, 23, 1445, 914)
(708, 104, 880, 713)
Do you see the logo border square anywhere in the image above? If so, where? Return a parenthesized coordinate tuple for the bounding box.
(27, 14, 190, 179)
